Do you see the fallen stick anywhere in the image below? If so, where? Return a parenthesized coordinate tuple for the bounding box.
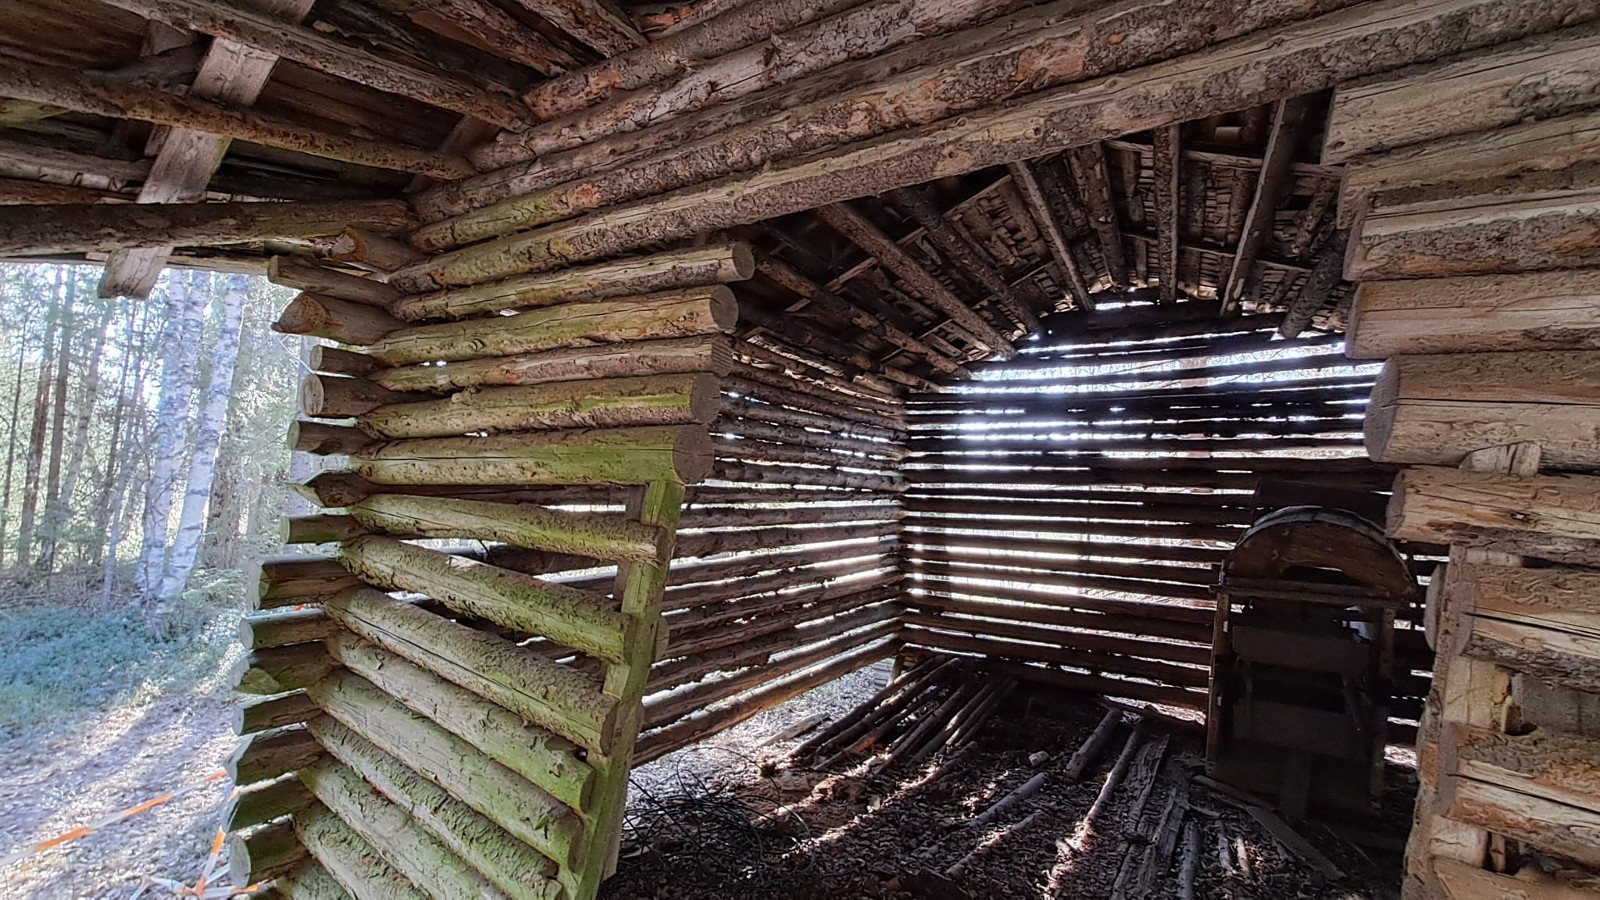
(1179, 820, 1200, 900)
(886, 678, 981, 767)
(1083, 717, 1147, 832)
(906, 677, 1006, 768)
(1129, 777, 1189, 899)
(969, 771, 1047, 829)
(1244, 805, 1344, 880)
(789, 654, 948, 760)
(768, 711, 829, 744)
(1064, 709, 1124, 783)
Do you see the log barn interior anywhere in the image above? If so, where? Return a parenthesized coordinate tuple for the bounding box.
(1, 0, 1598, 897)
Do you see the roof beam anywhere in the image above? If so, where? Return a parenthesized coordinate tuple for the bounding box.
(0, 200, 414, 255)
(95, 0, 530, 127)
(1006, 159, 1092, 312)
(506, 0, 646, 57)
(886, 186, 1041, 335)
(361, 0, 576, 75)
(1277, 232, 1347, 338)
(1066, 142, 1126, 288)
(102, 0, 315, 299)
(0, 58, 475, 180)
(0, 43, 204, 127)
(815, 201, 1016, 359)
(1152, 124, 1181, 303)
(1222, 95, 1309, 313)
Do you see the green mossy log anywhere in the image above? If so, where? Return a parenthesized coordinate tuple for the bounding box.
(372, 335, 732, 394)
(275, 860, 351, 899)
(308, 716, 564, 899)
(353, 424, 715, 487)
(320, 588, 617, 752)
(359, 373, 721, 438)
(365, 287, 737, 365)
(228, 820, 307, 886)
(228, 725, 323, 786)
(323, 633, 594, 809)
(293, 804, 429, 900)
(347, 493, 665, 564)
(229, 775, 315, 831)
(391, 242, 754, 321)
(298, 760, 512, 899)
(232, 644, 337, 695)
(306, 669, 584, 869)
(236, 690, 320, 735)
(241, 608, 336, 650)
(340, 535, 627, 662)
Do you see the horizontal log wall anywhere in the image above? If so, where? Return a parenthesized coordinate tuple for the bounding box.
(902, 316, 1433, 736)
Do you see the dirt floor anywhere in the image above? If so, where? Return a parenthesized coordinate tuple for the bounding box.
(604, 674, 1413, 900)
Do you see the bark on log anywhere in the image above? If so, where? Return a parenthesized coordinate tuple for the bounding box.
(321, 588, 617, 752)
(236, 691, 320, 735)
(519, 0, 872, 120)
(347, 493, 664, 563)
(306, 669, 585, 869)
(282, 514, 368, 545)
(346, 0, 576, 76)
(1433, 857, 1600, 900)
(328, 228, 422, 272)
(1443, 722, 1600, 819)
(367, 288, 737, 364)
(306, 716, 563, 898)
(292, 804, 429, 900)
(353, 424, 716, 487)
(308, 346, 382, 378)
(228, 820, 306, 886)
(0, 57, 480, 178)
(1063, 709, 1125, 783)
(91, 0, 532, 127)
(397, 243, 753, 321)
(1457, 615, 1600, 695)
(296, 760, 511, 900)
(233, 644, 337, 695)
(403, 0, 1582, 272)
(339, 535, 628, 662)
(322, 634, 592, 814)
(1349, 187, 1600, 280)
(1440, 775, 1600, 868)
(373, 335, 732, 393)
(1346, 269, 1600, 359)
(1324, 23, 1600, 164)
(229, 776, 314, 831)
(1366, 351, 1600, 467)
(359, 373, 720, 438)
(0, 201, 413, 256)
(229, 726, 324, 786)
(1387, 467, 1600, 566)
(269, 256, 398, 307)
(888, 185, 1041, 333)
(273, 293, 404, 346)
(288, 421, 377, 456)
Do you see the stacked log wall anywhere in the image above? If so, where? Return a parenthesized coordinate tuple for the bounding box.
(901, 319, 1436, 741)
(1330, 26, 1600, 899)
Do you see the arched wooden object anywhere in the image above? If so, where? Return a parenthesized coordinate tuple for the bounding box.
(1209, 506, 1419, 819)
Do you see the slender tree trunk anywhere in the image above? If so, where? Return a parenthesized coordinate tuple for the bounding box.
(15, 269, 63, 570)
(35, 270, 77, 573)
(55, 292, 116, 566)
(159, 274, 246, 600)
(90, 304, 147, 573)
(0, 319, 32, 569)
(135, 269, 209, 604)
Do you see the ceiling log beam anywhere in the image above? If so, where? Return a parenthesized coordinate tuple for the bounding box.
(1278, 232, 1348, 337)
(815, 202, 1017, 359)
(364, 0, 577, 75)
(886, 185, 1041, 335)
(94, 0, 531, 127)
(1066, 142, 1126, 289)
(1222, 95, 1309, 313)
(1006, 159, 1092, 312)
(0, 58, 476, 181)
(1152, 124, 1181, 303)
(506, 0, 646, 57)
(0, 200, 415, 256)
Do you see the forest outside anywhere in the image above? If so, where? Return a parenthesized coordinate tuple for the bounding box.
(0, 263, 305, 897)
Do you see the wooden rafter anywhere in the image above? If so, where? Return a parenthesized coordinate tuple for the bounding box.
(886, 185, 1041, 334)
(815, 201, 1016, 359)
(1152, 124, 1181, 303)
(1277, 232, 1347, 338)
(0, 42, 203, 127)
(508, 0, 646, 57)
(1222, 96, 1309, 313)
(0, 200, 413, 255)
(1006, 159, 1092, 311)
(94, 0, 531, 126)
(364, 0, 577, 74)
(101, 0, 315, 299)
(1067, 142, 1126, 288)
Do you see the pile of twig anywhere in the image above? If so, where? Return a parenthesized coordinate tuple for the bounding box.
(785, 655, 1013, 771)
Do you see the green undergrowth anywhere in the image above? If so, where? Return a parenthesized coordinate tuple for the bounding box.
(0, 568, 246, 740)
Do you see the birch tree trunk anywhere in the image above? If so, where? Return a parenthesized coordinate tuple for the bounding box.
(159, 274, 246, 600)
(0, 308, 32, 568)
(135, 269, 209, 604)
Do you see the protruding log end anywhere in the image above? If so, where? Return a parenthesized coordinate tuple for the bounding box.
(725, 241, 757, 281)
(274, 293, 404, 345)
(289, 420, 377, 456)
(706, 284, 739, 334)
(294, 471, 376, 508)
(299, 373, 410, 419)
(672, 425, 717, 485)
(283, 514, 367, 545)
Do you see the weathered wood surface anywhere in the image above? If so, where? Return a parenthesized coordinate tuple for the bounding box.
(323, 634, 593, 813)
(1441, 775, 1600, 868)
(289, 421, 377, 456)
(253, 555, 361, 609)
(229, 726, 323, 785)
(345, 493, 665, 563)
(307, 670, 585, 871)
(321, 588, 617, 752)
(1444, 722, 1600, 818)
(1433, 856, 1600, 899)
(358, 373, 721, 438)
(299, 375, 419, 420)
(268, 256, 399, 308)
(293, 803, 431, 900)
(1349, 187, 1600, 280)
(273, 293, 405, 347)
(397, 0, 1590, 290)
(0, 58, 479, 179)
(353, 424, 716, 487)
(367, 289, 737, 365)
(372, 336, 732, 394)
(0, 201, 413, 256)
(329, 228, 422, 272)
(228, 820, 306, 886)
(1365, 351, 1600, 467)
(340, 536, 627, 662)
(392, 243, 754, 320)
(1325, 23, 1600, 164)
(1388, 467, 1600, 566)
(1347, 269, 1600, 359)
(233, 643, 336, 695)
(307, 716, 563, 899)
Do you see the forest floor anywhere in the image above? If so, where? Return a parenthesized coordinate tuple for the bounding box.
(0, 573, 248, 899)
